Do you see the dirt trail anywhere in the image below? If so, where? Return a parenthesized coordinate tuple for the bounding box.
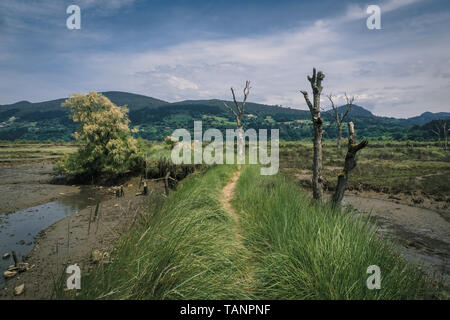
(221, 168, 242, 241)
(220, 167, 257, 293)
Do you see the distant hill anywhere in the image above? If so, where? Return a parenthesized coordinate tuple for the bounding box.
(0, 91, 448, 141)
(406, 111, 450, 126)
(323, 104, 375, 119)
(0, 91, 168, 116)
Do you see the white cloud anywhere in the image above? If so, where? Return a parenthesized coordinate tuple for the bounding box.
(167, 76, 199, 90)
(67, 10, 449, 117)
(1, 0, 449, 118)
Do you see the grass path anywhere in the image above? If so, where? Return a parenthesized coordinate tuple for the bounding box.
(220, 165, 257, 294)
(220, 166, 242, 241)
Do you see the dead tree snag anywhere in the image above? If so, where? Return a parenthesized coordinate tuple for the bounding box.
(327, 93, 353, 149)
(224, 81, 251, 158)
(332, 121, 368, 207)
(300, 68, 325, 201)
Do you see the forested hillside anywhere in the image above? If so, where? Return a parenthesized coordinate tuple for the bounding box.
(0, 91, 448, 141)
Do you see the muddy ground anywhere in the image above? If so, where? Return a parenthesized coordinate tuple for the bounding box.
(0, 162, 79, 214)
(289, 170, 450, 288)
(0, 176, 164, 299)
(343, 192, 450, 286)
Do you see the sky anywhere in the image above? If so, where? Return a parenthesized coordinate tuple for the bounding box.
(0, 0, 449, 118)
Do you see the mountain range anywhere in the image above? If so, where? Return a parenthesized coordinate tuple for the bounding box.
(0, 91, 448, 141)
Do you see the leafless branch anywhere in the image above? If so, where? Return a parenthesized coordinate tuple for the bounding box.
(300, 91, 313, 112)
(226, 81, 251, 120)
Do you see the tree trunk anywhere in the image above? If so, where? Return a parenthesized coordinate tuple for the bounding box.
(300, 68, 325, 201)
(164, 171, 170, 196)
(443, 123, 448, 150)
(337, 125, 342, 149)
(332, 122, 368, 207)
(223, 81, 250, 161)
(444, 131, 448, 150)
(312, 115, 323, 200)
(237, 121, 244, 158)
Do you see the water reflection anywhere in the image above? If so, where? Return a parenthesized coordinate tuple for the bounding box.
(0, 187, 104, 288)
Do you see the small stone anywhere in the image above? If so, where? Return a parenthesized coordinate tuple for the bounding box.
(14, 284, 25, 296)
(2, 253, 10, 259)
(102, 252, 110, 260)
(91, 250, 102, 263)
(17, 262, 29, 272)
(4, 270, 18, 279)
(7, 265, 18, 271)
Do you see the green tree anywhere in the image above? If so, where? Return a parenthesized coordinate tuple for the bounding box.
(56, 92, 142, 178)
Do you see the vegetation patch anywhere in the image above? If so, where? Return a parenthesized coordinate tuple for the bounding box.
(233, 165, 438, 299)
(59, 164, 253, 299)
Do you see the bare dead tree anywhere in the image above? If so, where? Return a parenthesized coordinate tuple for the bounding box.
(432, 120, 449, 149)
(439, 120, 449, 150)
(431, 123, 441, 147)
(224, 80, 251, 158)
(331, 121, 368, 207)
(300, 68, 325, 201)
(327, 93, 354, 149)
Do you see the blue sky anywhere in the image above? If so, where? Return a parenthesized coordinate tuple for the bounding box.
(0, 0, 449, 117)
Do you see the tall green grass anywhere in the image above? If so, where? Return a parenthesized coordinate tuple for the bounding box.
(233, 165, 437, 299)
(61, 164, 254, 299)
(59, 163, 438, 300)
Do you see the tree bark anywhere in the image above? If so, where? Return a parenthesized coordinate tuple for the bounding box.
(312, 116, 323, 200)
(237, 121, 244, 158)
(332, 122, 368, 207)
(301, 68, 325, 201)
(337, 126, 342, 149)
(164, 171, 170, 196)
(442, 121, 448, 150)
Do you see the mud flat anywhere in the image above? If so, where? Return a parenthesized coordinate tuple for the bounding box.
(0, 163, 79, 214)
(0, 177, 162, 299)
(342, 193, 450, 287)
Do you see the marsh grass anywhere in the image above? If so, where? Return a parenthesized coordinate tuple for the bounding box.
(54, 140, 443, 300)
(0, 145, 77, 159)
(233, 165, 438, 299)
(280, 141, 450, 197)
(58, 164, 254, 299)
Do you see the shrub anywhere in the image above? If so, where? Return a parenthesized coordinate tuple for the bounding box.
(55, 92, 143, 179)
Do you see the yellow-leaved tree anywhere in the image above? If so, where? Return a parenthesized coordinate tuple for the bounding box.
(56, 92, 143, 178)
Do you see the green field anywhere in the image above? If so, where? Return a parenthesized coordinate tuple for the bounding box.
(280, 141, 450, 200)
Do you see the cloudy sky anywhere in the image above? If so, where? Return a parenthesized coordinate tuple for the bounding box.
(0, 0, 449, 117)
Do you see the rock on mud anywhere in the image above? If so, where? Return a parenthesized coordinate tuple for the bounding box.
(14, 284, 25, 296)
(4, 270, 18, 279)
(91, 250, 109, 263)
(91, 250, 102, 263)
